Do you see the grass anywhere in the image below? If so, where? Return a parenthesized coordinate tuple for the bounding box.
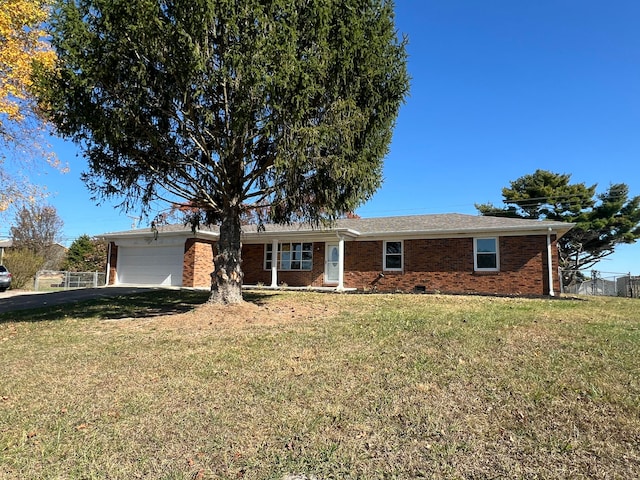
(1, 289, 210, 323)
(0, 291, 638, 479)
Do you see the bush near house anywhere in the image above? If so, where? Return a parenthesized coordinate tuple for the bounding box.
(2, 248, 44, 289)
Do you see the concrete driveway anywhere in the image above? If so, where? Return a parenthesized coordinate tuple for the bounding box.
(0, 287, 153, 314)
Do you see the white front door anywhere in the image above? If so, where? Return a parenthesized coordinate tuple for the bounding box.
(325, 243, 340, 284)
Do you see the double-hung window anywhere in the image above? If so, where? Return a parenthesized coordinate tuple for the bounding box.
(265, 242, 313, 270)
(474, 238, 499, 271)
(383, 240, 403, 271)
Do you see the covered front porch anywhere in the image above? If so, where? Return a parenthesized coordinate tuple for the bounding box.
(261, 236, 350, 291)
(242, 284, 357, 293)
(240, 225, 360, 291)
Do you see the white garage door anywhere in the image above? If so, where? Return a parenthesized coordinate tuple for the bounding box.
(117, 245, 184, 286)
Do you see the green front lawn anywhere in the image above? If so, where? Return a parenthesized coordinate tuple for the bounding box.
(1, 291, 638, 479)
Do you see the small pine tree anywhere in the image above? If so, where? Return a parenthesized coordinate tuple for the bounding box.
(63, 234, 107, 272)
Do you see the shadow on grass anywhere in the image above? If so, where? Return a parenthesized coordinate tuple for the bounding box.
(0, 289, 278, 323)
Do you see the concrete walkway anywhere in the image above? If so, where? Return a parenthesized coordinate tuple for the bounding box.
(0, 287, 153, 314)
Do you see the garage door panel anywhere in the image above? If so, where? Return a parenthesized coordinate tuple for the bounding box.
(119, 269, 175, 285)
(117, 245, 184, 286)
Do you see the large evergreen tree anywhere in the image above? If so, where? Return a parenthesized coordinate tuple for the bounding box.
(37, 0, 409, 304)
(476, 170, 640, 283)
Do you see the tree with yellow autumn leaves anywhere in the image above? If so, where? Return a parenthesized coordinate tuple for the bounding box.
(0, 0, 59, 214)
(0, 0, 55, 130)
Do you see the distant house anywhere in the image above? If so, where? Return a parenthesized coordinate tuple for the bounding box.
(0, 240, 67, 269)
(0, 239, 12, 265)
(100, 214, 573, 296)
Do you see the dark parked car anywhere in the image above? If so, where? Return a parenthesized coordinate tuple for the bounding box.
(0, 265, 12, 292)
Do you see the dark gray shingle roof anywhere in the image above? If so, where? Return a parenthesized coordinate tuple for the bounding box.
(335, 213, 571, 235)
(102, 213, 573, 239)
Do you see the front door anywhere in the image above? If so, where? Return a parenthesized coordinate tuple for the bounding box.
(325, 243, 339, 284)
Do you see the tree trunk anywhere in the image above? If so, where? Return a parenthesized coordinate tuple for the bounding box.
(208, 208, 244, 304)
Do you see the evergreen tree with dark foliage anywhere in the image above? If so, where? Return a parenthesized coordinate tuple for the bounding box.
(63, 234, 107, 272)
(36, 0, 409, 303)
(476, 170, 640, 284)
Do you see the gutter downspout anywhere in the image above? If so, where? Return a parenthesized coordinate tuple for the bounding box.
(547, 228, 555, 297)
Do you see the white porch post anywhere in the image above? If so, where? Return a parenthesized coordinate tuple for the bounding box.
(337, 235, 345, 291)
(270, 238, 279, 288)
(547, 228, 555, 297)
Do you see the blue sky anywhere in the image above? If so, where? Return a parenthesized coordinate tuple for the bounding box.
(3, 0, 640, 274)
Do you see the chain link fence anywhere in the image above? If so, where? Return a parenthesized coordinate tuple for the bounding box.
(35, 270, 106, 292)
(560, 270, 639, 298)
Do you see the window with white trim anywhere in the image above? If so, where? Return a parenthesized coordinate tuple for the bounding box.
(383, 240, 403, 271)
(265, 242, 313, 270)
(474, 237, 499, 271)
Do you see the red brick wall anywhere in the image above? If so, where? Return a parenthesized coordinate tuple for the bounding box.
(343, 236, 557, 295)
(183, 238, 215, 287)
(242, 244, 270, 285)
(107, 242, 118, 285)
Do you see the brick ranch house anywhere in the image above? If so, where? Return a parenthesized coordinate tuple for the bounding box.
(101, 213, 574, 296)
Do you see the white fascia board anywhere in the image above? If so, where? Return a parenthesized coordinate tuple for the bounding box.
(99, 230, 181, 240)
(100, 229, 219, 247)
(191, 230, 219, 240)
(241, 228, 360, 244)
(355, 223, 575, 241)
(111, 235, 186, 248)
